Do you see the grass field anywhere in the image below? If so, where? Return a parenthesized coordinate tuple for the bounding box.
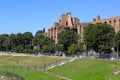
(1, 52, 120, 80)
(0, 55, 66, 66)
(49, 58, 120, 80)
(0, 52, 66, 80)
(14, 71, 61, 80)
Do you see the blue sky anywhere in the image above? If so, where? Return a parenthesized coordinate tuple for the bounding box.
(0, 0, 120, 35)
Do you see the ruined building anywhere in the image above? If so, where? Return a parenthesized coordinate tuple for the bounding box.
(44, 13, 120, 44)
(92, 15, 120, 32)
(44, 12, 84, 43)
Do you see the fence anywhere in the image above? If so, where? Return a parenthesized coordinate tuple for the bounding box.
(0, 71, 24, 80)
(0, 65, 51, 80)
(83, 52, 120, 59)
(7, 72, 25, 80)
(0, 65, 55, 80)
(0, 59, 70, 72)
(0, 58, 71, 80)
(0, 66, 45, 72)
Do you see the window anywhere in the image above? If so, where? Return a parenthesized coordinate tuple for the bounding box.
(109, 21, 111, 24)
(66, 21, 68, 26)
(104, 21, 107, 24)
(119, 19, 120, 25)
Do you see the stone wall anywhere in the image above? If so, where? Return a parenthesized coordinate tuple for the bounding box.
(93, 15, 120, 32)
(45, 12, 82, 43)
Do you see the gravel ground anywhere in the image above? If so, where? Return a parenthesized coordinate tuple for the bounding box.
(0, 76, 11, 80)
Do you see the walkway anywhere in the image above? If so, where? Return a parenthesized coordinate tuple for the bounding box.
(43, 57, 77, 80)
(46, 57, 77, 70)
(43, 71, 72, 80)
(4, 56, 14, 61)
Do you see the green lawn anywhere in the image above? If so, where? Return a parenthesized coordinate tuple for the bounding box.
(48, 58, 120, 80)
(0, 54, 66, 80)
(0, 55, 65, 66)
(14, 71, 61, 80)
(0, 71, 61, 80)
(1, 53, 120, 80)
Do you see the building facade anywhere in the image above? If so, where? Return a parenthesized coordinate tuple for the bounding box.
(44, 12, 84, 43)
(92, 15, 120, 32)
(45, 13, 120, 44)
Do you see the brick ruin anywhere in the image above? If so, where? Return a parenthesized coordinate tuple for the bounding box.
(92, 15, 120, 32)
(44, 12, 84, 43)
(44, 13, 120, 43)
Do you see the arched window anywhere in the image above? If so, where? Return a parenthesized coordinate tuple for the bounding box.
(66, 21, 68, 26)
(119, 19, 120, 26)
(109, 21, 111, 24)
(104, 21, 107, 24)
(119, 19, 120, 24)
(114, 20, 116, 26)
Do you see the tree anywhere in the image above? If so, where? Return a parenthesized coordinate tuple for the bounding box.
(67, 44, 78, 55)
(42, 45, 55, 54)
(2, 39, 10, 51)
(14, 45, 24, 53)
(23, 32, 33, 45)
(58, 30, 78, 53)
(84, 23, 115, 54)
(35, 30, 44, 36)
(84, 24, 94, 50)
(15, 33, 24, 52)
(33, 33, 44, 46)
(23, 32, 33, 52)
(9, 34, 16, 51)
(114, 31, 120, 52)
(55, 44, 64, 52)
(0, 34, 9, 51)
(54, 44, 64, 56)
(77, 42, 85, 54)
(40, 36, 55, 46)
(40, 36, 55, 54)
(33, 32, 55, 54)
(16, 33, 24, 46)
(23, 32, 33, 53)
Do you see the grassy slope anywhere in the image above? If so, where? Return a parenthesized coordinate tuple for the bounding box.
(49, 58, 120, 80)
(0, 55, 65, 66)
(0, 54, 65, 80)
(1, 53, 120, 80)
(15, 71, 61, 80)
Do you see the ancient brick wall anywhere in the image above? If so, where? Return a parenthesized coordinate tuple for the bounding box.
(45, 12, 82, 43)
(93, 16, 120, 32)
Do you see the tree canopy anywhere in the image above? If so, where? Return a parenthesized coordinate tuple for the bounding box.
(114, 31, 120, 52)
(58, 30, 78, 53)
(84, 23, 115, 54)
(67, 44, 78, 55)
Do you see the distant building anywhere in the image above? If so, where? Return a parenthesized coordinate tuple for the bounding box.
(44, 12, 85, 43)
(45, 13, 120, 43)
(92, 15, 120, 32)
(43, 13, 120, 45)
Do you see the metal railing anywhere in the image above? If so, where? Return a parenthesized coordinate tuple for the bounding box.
(0, 71, 24, 80)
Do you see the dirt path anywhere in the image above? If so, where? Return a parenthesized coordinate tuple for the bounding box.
(4, 56, 14, 60)
(46, 57, 77, 70)
(113, 68, 120, 75)
(0, 76, 11, 80)
(42, 58, 77, 80)
(42, 71, 72, 80)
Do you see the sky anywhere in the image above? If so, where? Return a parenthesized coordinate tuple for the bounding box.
(0, 0, 120, 35)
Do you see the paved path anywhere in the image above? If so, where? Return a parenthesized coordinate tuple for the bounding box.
(46, 57, 77, 70)
(42, 71, 72, 80)
(42, 57, 77, 80)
